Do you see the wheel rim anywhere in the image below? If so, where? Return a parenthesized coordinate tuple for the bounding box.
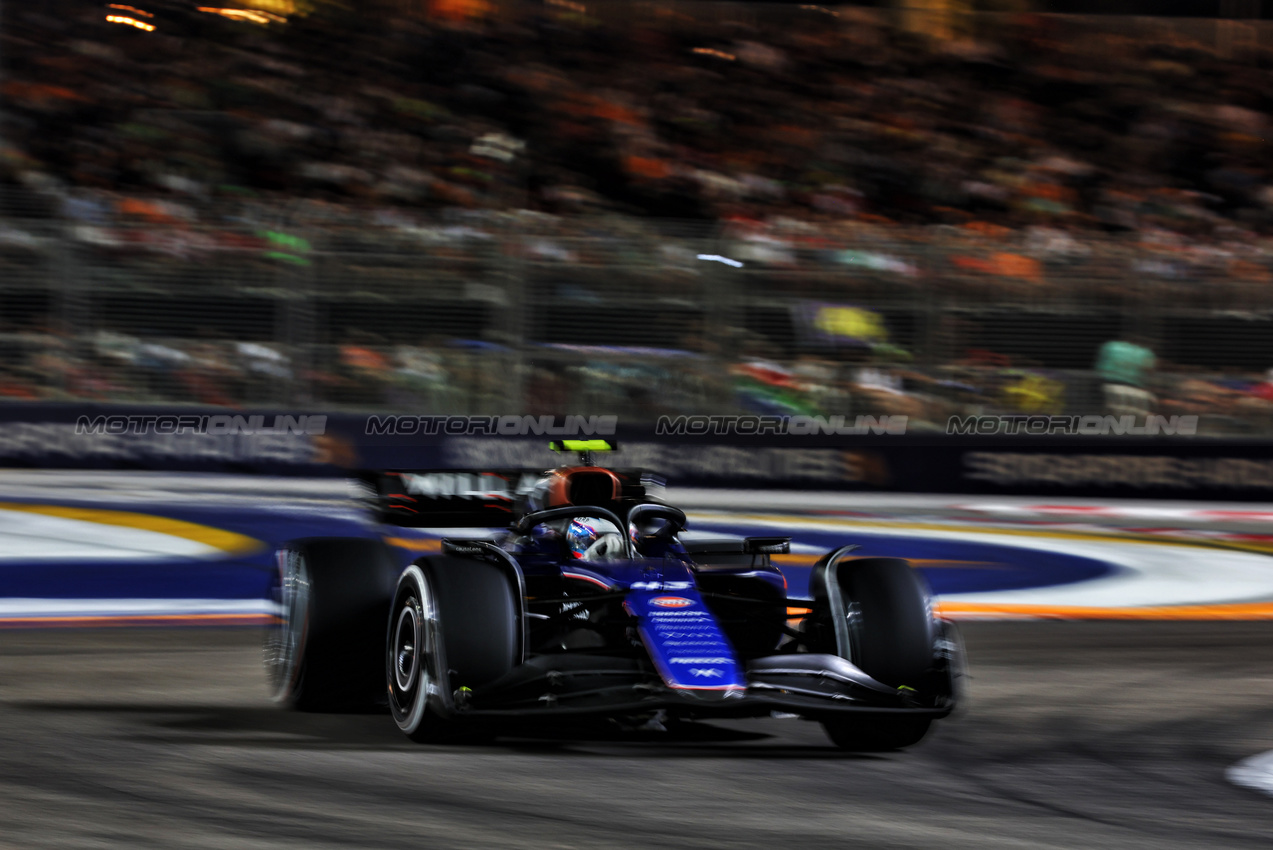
(265, 549, 310, 700)
(393, 604, 420, 693)
(389, 568, 436, 731)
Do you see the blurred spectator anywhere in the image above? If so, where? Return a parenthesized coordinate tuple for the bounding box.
(2, 2, 1273, 432)
(1096, 338, 1157, 417)
(0, 2, 1269, 239)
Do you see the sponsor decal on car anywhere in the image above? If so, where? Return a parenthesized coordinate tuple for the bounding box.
(650, 596, 694, 609)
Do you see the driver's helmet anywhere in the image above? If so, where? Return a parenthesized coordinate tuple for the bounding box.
(566, 516, 623, 560)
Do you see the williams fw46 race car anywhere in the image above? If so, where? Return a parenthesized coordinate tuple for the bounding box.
(265, 441, 963, 750)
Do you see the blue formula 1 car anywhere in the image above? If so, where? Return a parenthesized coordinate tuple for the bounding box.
(265, 441, 962, 750)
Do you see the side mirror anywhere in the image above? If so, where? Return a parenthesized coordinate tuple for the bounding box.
(744, 537, 791, 555)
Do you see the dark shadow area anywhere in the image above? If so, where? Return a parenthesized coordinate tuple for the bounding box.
(5, 699, 896, 759)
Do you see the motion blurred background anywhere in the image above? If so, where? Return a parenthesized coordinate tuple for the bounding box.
(3, 0, 1273, 431)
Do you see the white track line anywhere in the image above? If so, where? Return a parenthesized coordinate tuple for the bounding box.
(669, 488, 1273, 518)
(952, 504, 1273, 522)
(0, 508, 223, 560)
(687, 512, 1273, 609)
(1228, 750, 1273, 797)
(0, 598, 275, 618)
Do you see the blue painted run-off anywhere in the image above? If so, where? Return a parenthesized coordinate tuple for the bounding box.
(690, 522, 1116, 599)
(0, 501, 1116, 601)
(0, 501, 375, 601)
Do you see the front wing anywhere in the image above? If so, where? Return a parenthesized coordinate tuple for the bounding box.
(441, 646, 959, 721)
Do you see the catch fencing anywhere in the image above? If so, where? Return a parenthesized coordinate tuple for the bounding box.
(1, 209, 1272, 433)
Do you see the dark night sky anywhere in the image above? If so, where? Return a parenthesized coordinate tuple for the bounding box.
(707, 1, 1269, 18)
(1032, 0, 1267, 17)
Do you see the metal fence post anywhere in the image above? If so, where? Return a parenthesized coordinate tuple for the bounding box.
(56, 220, 87, 398)
(502, 219, 528, 412)
(917, 242, 942, 370)
(703, 221, 741, 414)
(274, 226, 317, 407)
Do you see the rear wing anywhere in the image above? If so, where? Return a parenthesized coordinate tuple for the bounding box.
(356, 469, 656, 527)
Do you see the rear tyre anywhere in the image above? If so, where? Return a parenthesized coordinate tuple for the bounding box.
(265, 538, 398, 712)
(388, 557, 518, 743)
(812, 557, 936, 750)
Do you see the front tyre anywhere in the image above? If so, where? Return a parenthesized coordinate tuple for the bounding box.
(837, 558, 934, 689)
(812, 556, 937, 751)
(388, 558, 519, 742)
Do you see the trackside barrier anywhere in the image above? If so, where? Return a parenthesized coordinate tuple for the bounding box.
(2, 404, 1273, 500)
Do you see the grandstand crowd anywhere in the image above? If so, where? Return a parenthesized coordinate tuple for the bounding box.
(6, 3, 1273, 229)
(2, 1, 1273, 431)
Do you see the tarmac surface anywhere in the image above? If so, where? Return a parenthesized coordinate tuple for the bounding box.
(1, 473, 1272, 846)
(1, 622, 1271, 849)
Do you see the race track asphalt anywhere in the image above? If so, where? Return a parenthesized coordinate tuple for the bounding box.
(1, 622, 1271, 849)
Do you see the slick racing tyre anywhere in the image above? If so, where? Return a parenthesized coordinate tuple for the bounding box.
(388, 557, 518, 742)
(839, 557, 934, 688)
(811, 556, 934, 687)
(812, 556, 936, 750)
(266, 538, 398, 712)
